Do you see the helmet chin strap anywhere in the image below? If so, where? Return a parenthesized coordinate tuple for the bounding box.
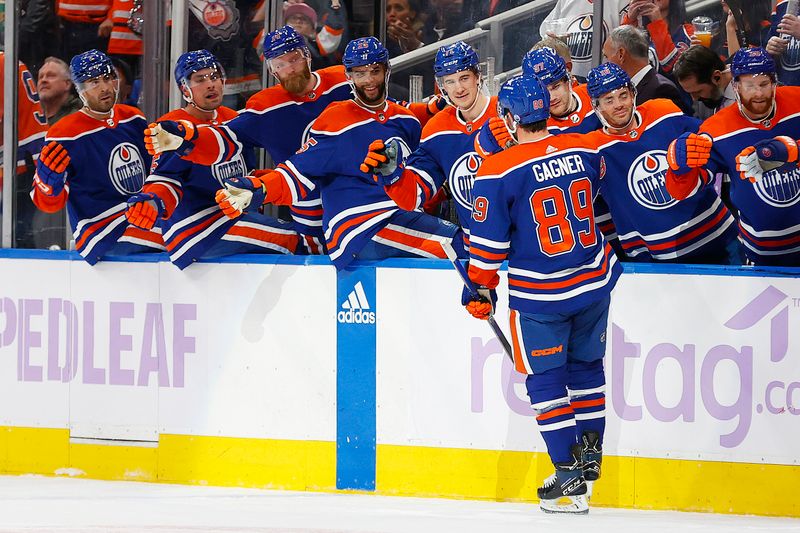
(348, 65, 391, 110)
(182, 84, 219, 114)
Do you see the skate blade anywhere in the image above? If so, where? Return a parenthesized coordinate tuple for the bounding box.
(539, 494, 589, 515)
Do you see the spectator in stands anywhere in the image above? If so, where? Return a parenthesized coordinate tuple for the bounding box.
(603, 25, 693, 114)
(37, 57, 82, 126)
(420, 0, 475, 45)
(57, 0, 111, 62)
(387, 0, 425, 56)
(722, 0, 772, 56)
(765, 7, 800, 86)
(283, 1, 344, 69)
(539, 0, 628, 79)
(100, 0, 143, 78)
(20, 0, 58, 77)
(621, 0, 693, 75)
(673, 45, 734, 120)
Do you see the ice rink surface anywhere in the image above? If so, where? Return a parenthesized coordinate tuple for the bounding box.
(0, 475, 797, 533)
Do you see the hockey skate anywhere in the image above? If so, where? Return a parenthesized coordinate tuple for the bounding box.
(537, 444, 589, 514)
(581, 431, 602, 500)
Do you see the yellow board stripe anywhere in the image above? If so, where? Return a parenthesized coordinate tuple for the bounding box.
(1, 427, 796, 517)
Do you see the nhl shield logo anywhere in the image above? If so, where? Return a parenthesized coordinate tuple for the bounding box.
(753, 166, 800, 208)
(626, 150, 676, 210)
(448, 152, 482, 210)
(108, 143, 145, 195)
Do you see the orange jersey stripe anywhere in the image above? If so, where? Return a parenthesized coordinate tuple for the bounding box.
(508, 244, 611, 291)
(226, 225, 299, 251)
(165, 211, 225, 251)
(537, 405, 574, 421)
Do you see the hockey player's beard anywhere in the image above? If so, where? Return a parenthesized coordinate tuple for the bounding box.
(281, 68, 313, 95)
(354, 81, 387, 107)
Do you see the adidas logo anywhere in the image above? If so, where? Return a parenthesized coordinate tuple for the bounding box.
(337, 281, 376, 324)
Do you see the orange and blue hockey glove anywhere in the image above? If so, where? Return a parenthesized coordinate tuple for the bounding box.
(144, 120, 198, 156)
(461, 284, 497, 320)
(125, 192, 166, 230)
(475, 117, 515, 158)
(667, 132, 712, 175)
(214, 175, 267, 219)
(34, 141, 70, 196)
(426, 94, 448, 115)
(736, 136, 799, 183)
(360, 139, 404, 186)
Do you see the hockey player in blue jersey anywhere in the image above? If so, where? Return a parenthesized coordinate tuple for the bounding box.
(124, 50, 299, 269)
(584, 62, 739, 263)
(666, 48, 800, 266)
(359, 41, 496, 248)
(464, 74, 620, 514)
(31, 49, 164, 264)
(144, 26, 352, 254)
(212, 37, 466, 269)
(474, 47, 601, 159)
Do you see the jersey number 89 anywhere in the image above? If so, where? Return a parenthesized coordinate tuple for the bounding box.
(530, 177, 596, 256)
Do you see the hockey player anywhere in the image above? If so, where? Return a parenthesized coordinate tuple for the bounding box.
(142, 25, 350, 254)
(124, 50, 299, 269)
(464, 73, 619, 514)
(359, 41, 495, 246)
(211, 37, 465, 269)
(474, 47, 601, 157)
(666, 48, 800, 266)
(584, 62, 739, 263)
(31, 49, 163, 264)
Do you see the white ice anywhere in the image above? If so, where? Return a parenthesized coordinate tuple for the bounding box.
(0, 475, 797, 533)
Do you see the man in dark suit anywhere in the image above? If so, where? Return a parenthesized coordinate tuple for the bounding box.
(603, 25, 693, 115)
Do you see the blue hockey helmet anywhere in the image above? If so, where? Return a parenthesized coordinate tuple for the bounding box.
(263, 25, 309, 62)
(731, 47, 776, 80)
(342, 37, 389, 70)
(586, 62, 633, 100)
(497, 74, 550, 126)
(174, 49, 225, 89)
(433, 41, 480, 78)
(521, 47, 569, 87)
(70, 49, 116, 84)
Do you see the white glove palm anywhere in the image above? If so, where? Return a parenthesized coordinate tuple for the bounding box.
(736, 149, 764, 183)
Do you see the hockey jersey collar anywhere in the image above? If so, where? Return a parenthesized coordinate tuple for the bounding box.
(455, 95, 492, 133)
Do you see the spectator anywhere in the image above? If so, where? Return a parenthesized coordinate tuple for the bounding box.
(38, 57, 82, 126)
(19, 0, 58, 77)
(723, 0, 772, 56)
(386, 0, 425, 56)
(57, 0, 111, 62)
(622, 0, 693, 75)
(765, 4, 800, 86)
(539, 0, 628, 79)
(603, 25, 693, 114)
(420, 0, 475, 46)
(102, 0, 143, 78)
(283, 1, 344, 69)
(673, 45, 734, 120)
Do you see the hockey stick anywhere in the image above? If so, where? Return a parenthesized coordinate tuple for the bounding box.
(441, 241, 514, 362)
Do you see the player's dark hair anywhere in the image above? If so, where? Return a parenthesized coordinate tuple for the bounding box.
(673, 45, 726, 84)
(519, 119, 548, 133)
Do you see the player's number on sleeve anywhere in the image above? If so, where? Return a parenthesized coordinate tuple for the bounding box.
(530, 178, 596, 256)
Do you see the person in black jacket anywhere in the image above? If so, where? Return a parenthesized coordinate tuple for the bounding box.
(603, 25, 693, 115)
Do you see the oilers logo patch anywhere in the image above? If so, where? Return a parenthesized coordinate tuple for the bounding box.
(626, 151, 676, 210)
(753, 166, 800, 208)
(448, 152, 482, 210)
(211, 154, 247, 186)
(566, 16, 606, 61)
(107, 143, 145, 195)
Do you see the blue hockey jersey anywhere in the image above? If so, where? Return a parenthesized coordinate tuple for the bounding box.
(145, 107, 294, 269)
(262, 100, 421, 268)
(469, 133, 620, 314)
(695, 86, 800, 263)
(31, 105, 163, 264)
(180, 65, 352, 251)
(397, 96, 496, 242)
(590, 99, 737, 261)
